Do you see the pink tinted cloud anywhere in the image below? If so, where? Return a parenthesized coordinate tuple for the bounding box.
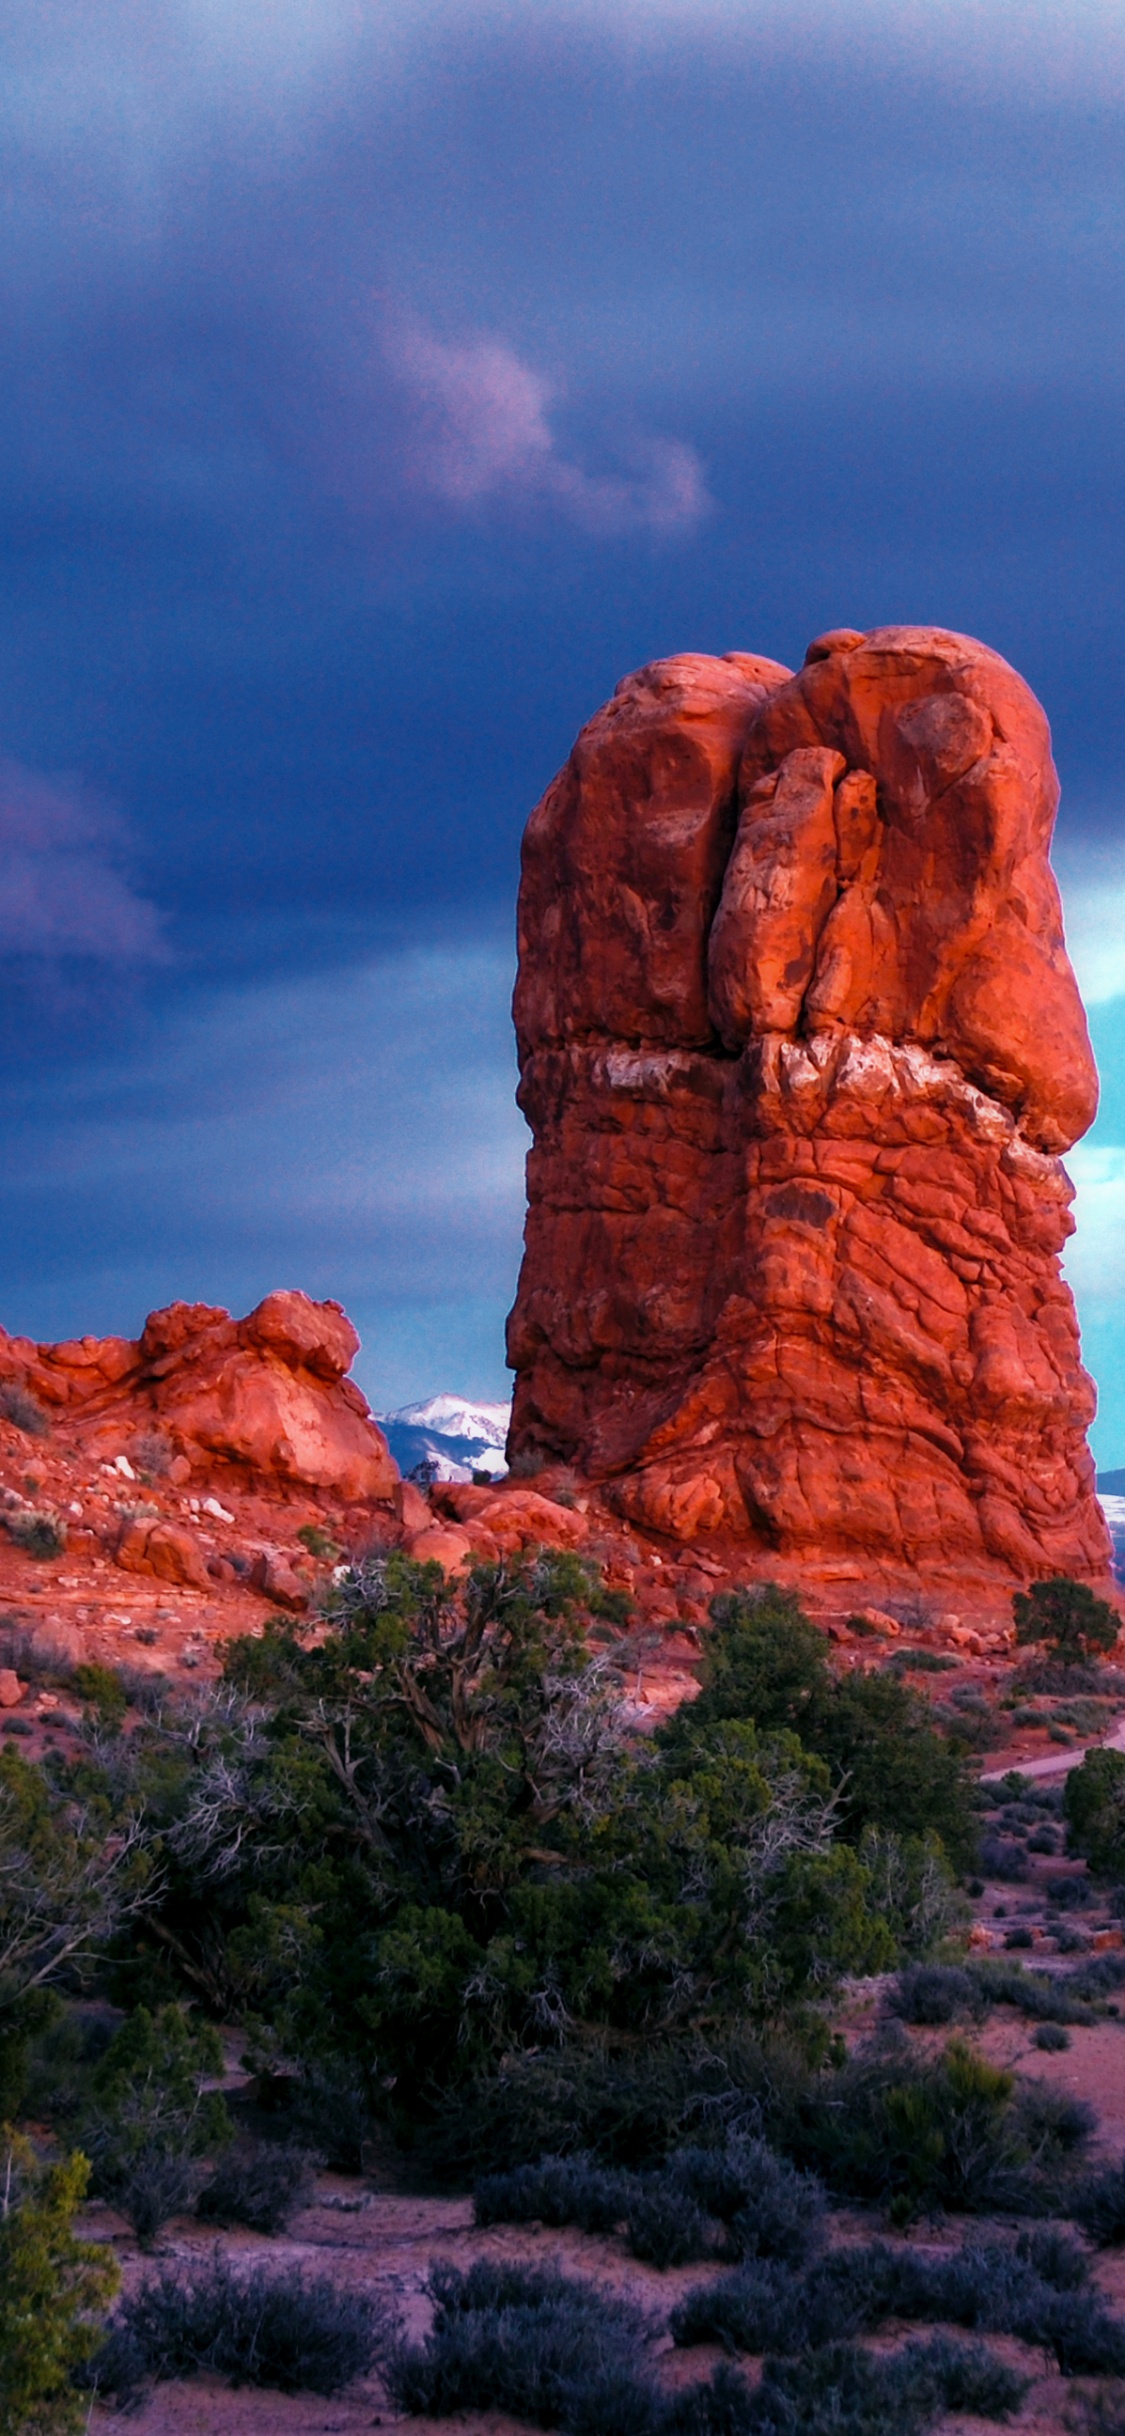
(0, 759, 166, 962)
(383, 310, 710, 536)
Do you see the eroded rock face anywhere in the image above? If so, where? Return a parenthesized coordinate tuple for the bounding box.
(507, 626, 1111, 1589)
(0, 1288, 397, 1505)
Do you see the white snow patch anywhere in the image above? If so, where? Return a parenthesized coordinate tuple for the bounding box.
(377, 1392, 513, 1484)
(385, 1394, 511, 1448)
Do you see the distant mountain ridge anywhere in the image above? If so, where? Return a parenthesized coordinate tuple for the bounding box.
(1099, 1478, 1125, 1585)
(377, 1393, 511, 1484)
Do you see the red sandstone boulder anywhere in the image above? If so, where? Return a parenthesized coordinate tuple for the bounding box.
(139, 1303, 235, 1367)
(150, 1341, 389, 1502)
(394, 1480, 433, 1534)
(850, 1606, 902, 1639)
(249, 1548, 311, 1611)
(116, 1518, 211, 1590)
(431, 1483, 501, 1524)
(0, 1290, 397, 1507)
(472, 1489, 589, 1552)
(405, 1523, 475, 1572)
(241, 1290, 358, 1381)
(507, 628, 1112, 1595)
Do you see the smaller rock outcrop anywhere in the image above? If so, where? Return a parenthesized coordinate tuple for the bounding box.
(115, 1516, 212, 1589)
(0, 1288, 396, 1504)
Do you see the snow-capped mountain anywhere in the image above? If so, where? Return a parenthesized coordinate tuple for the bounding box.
(377, 1394, 512, 1484)
(1099, 1486, 1125, 1585)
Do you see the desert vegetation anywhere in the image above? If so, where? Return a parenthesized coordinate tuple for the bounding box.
(378, 2255, 1031, 2435)
(0, 2133, 119, 2432)
(3, 1556, 1125, 2426)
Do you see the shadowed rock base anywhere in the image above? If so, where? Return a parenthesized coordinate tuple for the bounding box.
(507, 628, 1112, 1595)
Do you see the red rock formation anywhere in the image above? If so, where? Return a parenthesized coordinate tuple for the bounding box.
(0, 1289, 403, 1692)
(507, 626, 1112, 1594)
(0, 1288, 396, 1505)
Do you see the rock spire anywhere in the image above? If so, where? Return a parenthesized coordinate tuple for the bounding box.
(507, 628, 1111, 1591)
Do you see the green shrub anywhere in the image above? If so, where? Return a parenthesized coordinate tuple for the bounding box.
(0, 2133, 119, 2434)
(4, 1511, 65, 1560)
(295, 1524, 339, 1560)
(624, 2178, 712, 2268)
(383, 2259, 661, 2434)
(672, 2226, 1106, 2371)
(82, 2004, 230, 2245)
(888, 1964, 983, 2025)
(287, 2057, 373, 2171)
(475, 2155, 631, 2235)
(0, 1991, 57, 2124)
(1075, 2158, 1125, 2245)
(0, 1748, 155, 2117)
(1014, 1576, 1120, 1665)
(0, 1558, 986, 2168)
(129, 1430, 172, 1477)
(1065, 1747, 1125, 1877)
(666, 1585, 976, 1872)
(196, 2142, 315, 2234)
(690, 1587, 830, 1731)
(87, 2250, 390, 2399)
(173, 1558, 897, 2112)
(0, 1385, 50, 1437)
(815, 2037, 1019, 2214)
(855, 1825, 963, 1953)
(474, 2133, 825, 2273)
(71, 1663, 127, 1731)
(788, 2033, 1092, 2217)
(20, 2005, 120, 2130)
(0, 1559, 978, 2152)
(425, 2027, 817, 2181)
(666, 2338, 1027, 2436)
(966, 1957, 1092, 2025)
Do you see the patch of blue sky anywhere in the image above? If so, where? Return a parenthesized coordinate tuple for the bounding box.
(0, 938, 528, 1411)
(1057, 853, 1125, 1468)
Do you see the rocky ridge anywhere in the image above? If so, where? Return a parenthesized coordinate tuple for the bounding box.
(0, 1292, 734, 1711)
(0, 1283, 1026, 1739)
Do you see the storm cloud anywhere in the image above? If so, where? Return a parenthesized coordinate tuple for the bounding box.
(0, 0, 1122, 1441)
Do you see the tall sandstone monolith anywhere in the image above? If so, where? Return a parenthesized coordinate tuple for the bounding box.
(506, 627, 1113, 1593)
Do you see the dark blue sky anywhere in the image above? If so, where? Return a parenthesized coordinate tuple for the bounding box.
(1, 0, 1123, 1453)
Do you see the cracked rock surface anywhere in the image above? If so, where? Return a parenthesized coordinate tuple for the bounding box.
(507, 627, 1111, 1593)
